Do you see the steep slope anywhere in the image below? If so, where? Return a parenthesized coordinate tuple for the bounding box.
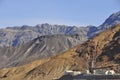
(98, 32, 120, 61)
(0, 47, 85, 80)
(0, 34, 85, 69)
(76, 24, 120, 71)
(98, 11, 120, 31)
(0, 24, 120, 80)
(97, 28, 120, 67)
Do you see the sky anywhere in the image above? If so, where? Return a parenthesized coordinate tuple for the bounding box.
(0, 0, 120, 27)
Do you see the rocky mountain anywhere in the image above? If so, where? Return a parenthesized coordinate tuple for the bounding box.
(87, 11, 120, 37)
(97, 28, 120, 63)
(0, 24, 119, 80)
(0, 34, 85, 69)
(0, 24, 93, 47)
(0, 11, 120, 47)
(98, 11, 120, 31)
(76, 24, 120, 64)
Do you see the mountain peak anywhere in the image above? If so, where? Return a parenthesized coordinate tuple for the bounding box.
(98, 11, 120, 30)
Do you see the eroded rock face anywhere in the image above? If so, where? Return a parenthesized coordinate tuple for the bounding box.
(76, 24, 120, 71)
(76, 24, 120, 60)
(98, 29, 120, 62)
(0, 34, 86, 69)
(0, 24, 90, 47)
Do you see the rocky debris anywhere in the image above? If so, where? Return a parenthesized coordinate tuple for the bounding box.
(0, 34, 85, 69)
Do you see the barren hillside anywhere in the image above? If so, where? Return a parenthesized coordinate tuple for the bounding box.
(0, 34, 84, 68)
(0, 24, 119, 80)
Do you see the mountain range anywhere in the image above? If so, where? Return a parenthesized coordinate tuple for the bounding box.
(0, 24, 92, 47)
(0, 11, 118, 68)
(0, 23, 119, 80)
(0, 11, 119, 80)
(0, 11, 120, 47)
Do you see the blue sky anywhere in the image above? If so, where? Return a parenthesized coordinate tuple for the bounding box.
(0, 0, 120, 27)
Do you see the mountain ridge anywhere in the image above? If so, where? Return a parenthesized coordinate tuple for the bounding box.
(0, 24, 92, 47)
(0, 11, 120, 47)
